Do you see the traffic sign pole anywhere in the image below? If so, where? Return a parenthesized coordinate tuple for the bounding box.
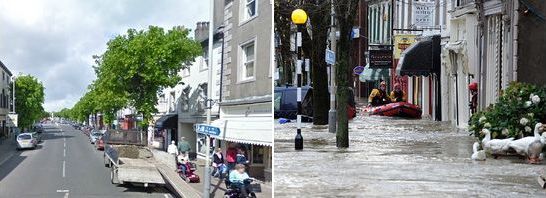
(328, 0, 337, 134)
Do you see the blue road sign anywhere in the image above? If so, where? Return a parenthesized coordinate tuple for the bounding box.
(353, 65, 365, 75)
(195, 124, 221, 136)
(325, 49, 335, 65)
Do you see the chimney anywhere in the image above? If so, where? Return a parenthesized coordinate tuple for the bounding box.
(199, 22, 210, 42)
(194, 22, 202, 40)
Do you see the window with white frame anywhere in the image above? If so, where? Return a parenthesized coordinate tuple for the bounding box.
(240, 41, 255, 81)
(242, 0, 257, 21)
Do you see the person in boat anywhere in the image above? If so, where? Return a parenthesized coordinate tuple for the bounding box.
(389, 83, 407, 102)
(368, 81, 389, 107)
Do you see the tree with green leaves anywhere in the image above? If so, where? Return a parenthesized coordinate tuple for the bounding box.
(15, 75, 45, 130)
(93, 26, 201, 127)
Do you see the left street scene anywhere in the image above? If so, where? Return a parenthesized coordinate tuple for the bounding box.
(0, 0, 273, 198)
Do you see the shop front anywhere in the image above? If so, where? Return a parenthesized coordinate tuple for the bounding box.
(397, 35, 442, 120)
(209, 98, 273, 181)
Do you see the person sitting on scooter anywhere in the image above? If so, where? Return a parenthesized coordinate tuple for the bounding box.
(229, 164, 251, 197)
(177, 155, 187, 175)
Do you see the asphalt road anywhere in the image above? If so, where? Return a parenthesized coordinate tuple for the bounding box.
(0, 123, 174, 198)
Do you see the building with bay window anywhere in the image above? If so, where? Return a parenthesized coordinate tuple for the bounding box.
(209, 0, 273, 181)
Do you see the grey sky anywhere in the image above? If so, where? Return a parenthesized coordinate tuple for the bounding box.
(0, 0, 209, 112)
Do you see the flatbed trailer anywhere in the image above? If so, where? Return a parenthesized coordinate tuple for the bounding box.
(103, 130, 165, 187)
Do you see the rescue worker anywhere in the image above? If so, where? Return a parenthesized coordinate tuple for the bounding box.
(469, 82, 478, 114)
(368, 81, 389, 107)
(390, 83, 407, 102)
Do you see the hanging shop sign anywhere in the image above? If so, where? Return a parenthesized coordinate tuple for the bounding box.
(413, 2, 435, 27)
(369, 49, 393, 68)
(394, 34, 417, 59)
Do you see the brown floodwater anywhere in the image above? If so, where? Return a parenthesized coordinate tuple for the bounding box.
(274, 115, 546, 197)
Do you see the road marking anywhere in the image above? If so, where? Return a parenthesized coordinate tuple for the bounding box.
(63, 148, 66, 157)
(64, 193, 69, 198)
(164, 194, 170, 198)
(64, 142, 66, 148)
(56, 190, 69, 193)
(62, 160, 66, 178)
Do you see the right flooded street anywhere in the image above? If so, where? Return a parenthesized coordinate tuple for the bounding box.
(274, 115, 546, 197)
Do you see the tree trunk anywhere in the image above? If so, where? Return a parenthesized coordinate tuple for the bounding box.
(334, 0, 358, 148)
(303, 1, 330, 125)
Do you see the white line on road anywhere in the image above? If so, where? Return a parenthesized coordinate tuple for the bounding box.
(64, 142, 66, 148)
(64, 192, 69, 198)
(62, 160, 66, 178)
(63, 148, 66, 157)
(164, 194, 169, 198)
(56, 190, 69, 193)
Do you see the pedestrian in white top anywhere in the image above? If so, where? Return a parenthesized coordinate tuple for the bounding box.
(167, 140, 178, 155)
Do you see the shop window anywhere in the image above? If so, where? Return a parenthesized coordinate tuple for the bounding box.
(252, 145, 264, 164)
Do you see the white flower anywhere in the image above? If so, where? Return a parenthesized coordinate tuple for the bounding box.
(520, 117, 530, 125)
(530, 93, 535, 100)
(525, 101, 532, 108)
(532, 95, 541, 104)
(502, 128, 509, 136)
(479, 116, 486, 123)
(484, 123, 492, 128)
(525, 126, 532, 132)
(528, 113, 535, 118)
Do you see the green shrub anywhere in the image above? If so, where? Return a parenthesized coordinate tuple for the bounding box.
(469, 82, 546, 140)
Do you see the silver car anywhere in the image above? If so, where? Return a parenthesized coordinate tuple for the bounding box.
(16, 133, 37, 150)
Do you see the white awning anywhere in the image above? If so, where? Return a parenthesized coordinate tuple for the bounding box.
(208, 117, 272, 147)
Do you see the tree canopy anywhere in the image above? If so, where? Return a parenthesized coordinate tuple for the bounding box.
(15, 75, 45, 129)
(64, 25, 201, 127)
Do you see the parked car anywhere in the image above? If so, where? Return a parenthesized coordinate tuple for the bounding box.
(95, 136, 105, 150)
(90, 132, 103, 144)
(16, 133, 37, 150)
(274, 86, 357, 120)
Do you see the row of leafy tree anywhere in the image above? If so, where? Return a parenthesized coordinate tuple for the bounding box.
(14, 75, 47, 130)
(55, 26, 202, 128)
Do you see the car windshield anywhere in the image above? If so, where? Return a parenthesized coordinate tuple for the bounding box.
(18, 134, 32, 140)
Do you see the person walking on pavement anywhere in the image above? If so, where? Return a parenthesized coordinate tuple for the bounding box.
(368, 81, 389, 107)
(236, 148, 250, 170)
(390, 83, 407, 102)
(177, 137, 191, 160)
(167, 140, 178, 155)
(226, 144, 237, 173)
(212, 148, 225, 178)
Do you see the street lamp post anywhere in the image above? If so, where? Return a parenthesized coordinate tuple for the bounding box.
(203, 0, 214, 197)
(292, 9, 307, 150)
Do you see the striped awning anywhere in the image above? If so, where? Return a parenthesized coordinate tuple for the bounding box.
(202, 117, 272, 147)
(359, 64, 390, 82)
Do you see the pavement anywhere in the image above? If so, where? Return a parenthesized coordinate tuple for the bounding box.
(0, 123, 174, 198)
(0, 137, 17, 168)
(187, 159, 273, 198)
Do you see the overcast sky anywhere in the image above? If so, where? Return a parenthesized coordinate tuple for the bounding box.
(0, 0, 209, 112)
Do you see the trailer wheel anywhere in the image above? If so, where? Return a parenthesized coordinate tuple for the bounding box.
(110, 165, 119, 184)
(104, 155, 110, 168)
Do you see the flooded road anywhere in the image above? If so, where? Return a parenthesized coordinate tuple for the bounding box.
(274, 115, 546, 197)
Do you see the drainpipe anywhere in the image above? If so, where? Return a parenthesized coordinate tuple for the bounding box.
(512, 0, 519, 81)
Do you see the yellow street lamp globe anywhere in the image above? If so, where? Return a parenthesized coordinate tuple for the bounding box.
(291, 9, 308, 25)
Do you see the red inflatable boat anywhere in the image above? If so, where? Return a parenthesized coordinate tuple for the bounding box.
(368, 102, 422, 119)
